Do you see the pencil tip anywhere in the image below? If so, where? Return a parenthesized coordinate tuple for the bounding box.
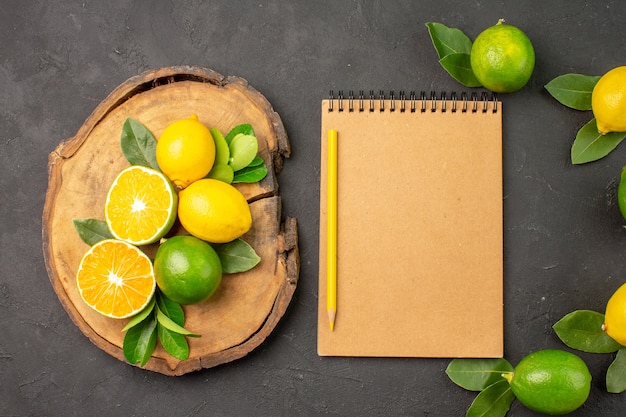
(330, 321, 334, 332)
(328, 309, 336, 331)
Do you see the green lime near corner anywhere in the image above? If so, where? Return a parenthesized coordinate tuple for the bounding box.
(470, 19, 535, 93)
(154, 235, 223, 305)
(504, 349, 591, 415)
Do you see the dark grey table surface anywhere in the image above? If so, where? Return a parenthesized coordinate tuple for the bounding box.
(4, 1, 626, 416)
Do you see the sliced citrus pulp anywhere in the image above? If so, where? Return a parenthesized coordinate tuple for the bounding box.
(76, 239, 156, 319)
(105, 165, 178, 245)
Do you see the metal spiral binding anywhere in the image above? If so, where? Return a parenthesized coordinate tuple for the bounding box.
(328, 90, 499, 113)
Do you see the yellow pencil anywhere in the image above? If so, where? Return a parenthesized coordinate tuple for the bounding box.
(327, 129, 338, 331)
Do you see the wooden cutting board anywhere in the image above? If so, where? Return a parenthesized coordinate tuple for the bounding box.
(42, 66, 299, 376)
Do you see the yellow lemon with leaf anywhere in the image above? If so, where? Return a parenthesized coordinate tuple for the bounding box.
(592, 66, 626, 135)
(156, 114, 215, 189)
(604, 282, 626, 345)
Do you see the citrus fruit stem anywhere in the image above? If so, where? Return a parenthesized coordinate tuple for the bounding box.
(501, 371, 514, 384)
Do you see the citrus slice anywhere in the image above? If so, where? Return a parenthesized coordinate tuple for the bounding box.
(76, 239, 156, 319)
(105, 165, 178, 245)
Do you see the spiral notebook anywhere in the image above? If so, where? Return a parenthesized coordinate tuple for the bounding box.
(318, 91, 503, 358)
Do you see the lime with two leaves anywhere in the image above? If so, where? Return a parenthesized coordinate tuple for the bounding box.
(447, 350, 592, 416)
(426, 19, 535, 93)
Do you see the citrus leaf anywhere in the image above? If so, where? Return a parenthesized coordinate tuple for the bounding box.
(158, 324, 189, 361)
(72, 218, 114, 246)
(224, 124, 255, 146)
(123, 312, 157, 366)
(121, 297, 156, 332)
(156, 292, 185, 327)
(607, 348, 626, 393)
(445, 358, 514, 391)
(206, 163, 234, 184)
(545, 74, 600, 110)
(466, 380, 515, 417)
(425, 22, 473, 59)
(229, 134, 259, 172)
(212, 238, 261, 274)
(553, 310, 621, 353)
(571, 118, 626, 164)
(232, 161, 268, 184)
(246, 156, 265, 168)
(155, 304, 200, 337)
(210, 127, 230, 166)
(439, 53, 482, 88)
(120, 118, 159, 170)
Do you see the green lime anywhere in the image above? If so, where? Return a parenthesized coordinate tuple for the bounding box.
(470, 19, 535, 93)
(505, 349, 591, 415)
(154, 235, 222, 305)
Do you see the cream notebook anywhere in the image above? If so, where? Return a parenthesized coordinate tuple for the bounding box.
(318, 91, 503, 358)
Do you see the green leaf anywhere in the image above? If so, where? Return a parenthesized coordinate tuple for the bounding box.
(445, 358, 514, 391)
(120, 118, 159, 170)
(224, 124, 255, 146)
(156, 292, 185, 327)
(571, 118, 626, 164)
(123, 312, 157, 366)
(439, 53, 482, 88)
(246, 156, 265, 167)
(545, 74, 600, 110)
(121, 297, 156, 332)
(553, 310, 621, 353)
(229, 134, 259, 172)
(158, 324, 189, 361)
(466, 380, 515, 417)
(206, 164, 234, 184)
(232, 161, 268, 184)
(155, 304, 200, 337)
(212, 238, 261, 274)
(607, 348, 626, 393)
(72, 218, 114, 246)
(425, 22, 473, 59)
(210, 127, 230, 166)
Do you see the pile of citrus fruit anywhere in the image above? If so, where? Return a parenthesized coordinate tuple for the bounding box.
(73, 114, 266, 365)
(426, 20, 626, 416)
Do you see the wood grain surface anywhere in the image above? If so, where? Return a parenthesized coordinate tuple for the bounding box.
(42, 66, 299, 375)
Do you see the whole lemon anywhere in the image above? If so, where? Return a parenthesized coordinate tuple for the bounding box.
(156, 114, 215, 189)
(154, 235, 222, 305)
(592, 66, 626, 134)
(470, 19, 535, 93)
(604, 282, 626, 345)
(505, 349, 591, 415)
(178, 178, 252, 243)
